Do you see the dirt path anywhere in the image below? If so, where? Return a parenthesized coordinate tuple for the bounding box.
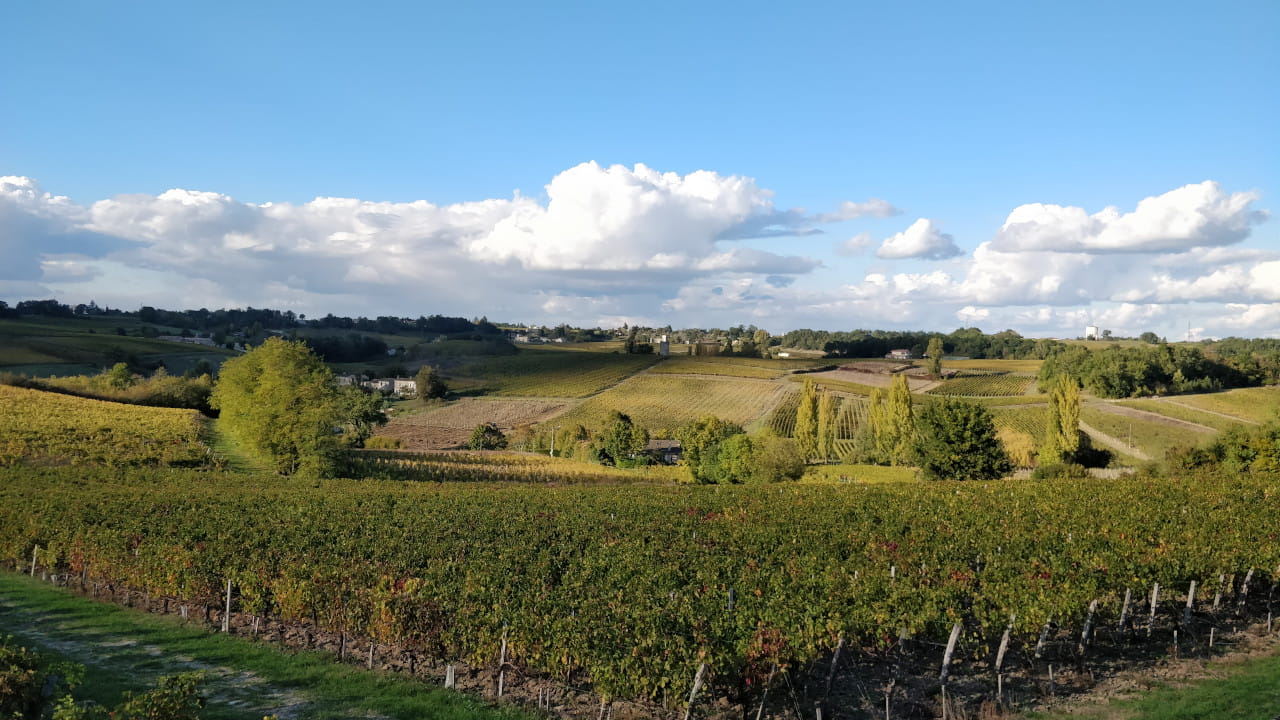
(0, 595, 312, 719)
(1091, 402, 1217, 433)
(1079, 420, 1152, 462)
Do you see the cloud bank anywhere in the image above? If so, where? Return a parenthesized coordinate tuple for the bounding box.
(1, 169, 1276, 337)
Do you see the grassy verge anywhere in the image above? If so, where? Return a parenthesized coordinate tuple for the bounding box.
(204, 417, 272, 473)
(0, 572, 526, 720)
(1026, 645, 1280, 719)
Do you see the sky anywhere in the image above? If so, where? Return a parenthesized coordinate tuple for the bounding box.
(2, 1, 1278, 338)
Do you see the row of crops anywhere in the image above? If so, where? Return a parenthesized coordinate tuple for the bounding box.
(454, 351, 658, 397)
(0, 385, 210, 468)
(552, 375, 790, 433)
(927, 374, 1033, 397)
(350, 450, 690, 484)
(4, 466, 1278, 702)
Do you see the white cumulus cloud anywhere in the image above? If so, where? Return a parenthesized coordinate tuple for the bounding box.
(876, 218, 962, 260)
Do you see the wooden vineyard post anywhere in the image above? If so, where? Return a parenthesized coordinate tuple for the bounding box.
(222, 579, 232, 633)
(498, 629, 508, 698)
(940, 622, 962, 685)
(1183, 580, 1197, 628)
(1237, 569, 1254, 616)
(1034, 619, 1053, 659)
(683, 663, 707, 720)
(445, 664, 456, 688)
(995, 614, 1015, 703)
(1078, 599, 1098, 657)
(754, 664, 776, 720)
(30, 545, 38, 576)
(823, 637, 845, 699)
(1118, 588, 1132, 634)
(368, 643, 374, 669)
(1147, 583, 1160, 637)
(1213, 573, 1225, 612)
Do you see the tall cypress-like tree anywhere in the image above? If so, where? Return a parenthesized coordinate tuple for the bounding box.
(817, 390, 836, 462)
(886, 373, 915, 464)
(926, 336, 945, 379)
(1039, 374, 1082, 465)
(794, 378, 820, 461)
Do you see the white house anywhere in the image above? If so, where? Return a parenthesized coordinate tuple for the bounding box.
(1085, 325, 1100, 340)
(885, 348, 916, 360)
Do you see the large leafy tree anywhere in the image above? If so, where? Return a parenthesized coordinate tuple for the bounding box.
(211, 337, 370, 476)
(415, 364, 448, 400)
(913, 397, 1013, 481)
(591, 411, 650, 467)
(676, 415, 743, 482)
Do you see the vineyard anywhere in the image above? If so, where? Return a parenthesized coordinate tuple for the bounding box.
(1079, 406, 1212, 461)
(452, 350, 656, 397)
(648, 356, 828, 379)
(551, 375, 791, 432)
(4, 465, 1279, 710)
(0, 385, 210, 468)
(925, 374, 1032, 397)
(349, 450, 690, 484)
(382, 398, 573, 450)
(1162, 386, 1280, 425)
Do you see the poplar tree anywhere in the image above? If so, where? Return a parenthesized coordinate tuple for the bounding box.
(926, 337, 945, 379)
(817, 390, 837, 462)
(1039, 374, 1082, 465)
(794, 378, 820, 461)
(886, 373, 915, 464)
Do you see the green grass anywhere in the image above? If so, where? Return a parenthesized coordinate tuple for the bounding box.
(1079, 406, 1211, 461)
(0, 572, 526, 720)
(205, 418, 272, 473)
(1111, 399, 1249, 432)
(1169, 387, 1280, 425)
(1026, 644, 1280, 720)
(552, 374, 790, 432)
(649, 356, 827, 379)
(452, 349, 657, 397)
(0, 317, 231, 376)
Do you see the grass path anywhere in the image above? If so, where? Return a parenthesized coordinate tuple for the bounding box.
(0, 572, 525, 720)
(204, 417, 273, 473)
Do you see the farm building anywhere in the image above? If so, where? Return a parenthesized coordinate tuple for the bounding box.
(885, 348, 916, 360)
(1085, 325, 1100, 340)
(645, 439, 682, 464)
(361, 377, 418, 397)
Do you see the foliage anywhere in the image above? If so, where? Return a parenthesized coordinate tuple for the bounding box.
(997, 426, 1037, 468)
(210, 337, 365, 476)
(675, 416, 744, 483)
(0, 635, 83, 719)
(857, 374, 915, 465)
(1039, 375, 1081, 465)
(0, 366, 216, 413)
(926, 336, 944, 379)
(0, 385, 209, 468)
(913, 397, 1013, 481)
(363, 435, 404, 450)
(816, 390, 836, 462)
(1038, 343, 1253, 398)
(6, 465, 1280, 703)
(467, 422, 508, 451)
(590, 412, 649, 467)
(794, 378, 819, 460)
(1030, 462, 1090, 481)
(415, 364, 448, 400)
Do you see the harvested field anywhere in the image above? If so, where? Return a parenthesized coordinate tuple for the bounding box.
(551, 374, 790, 432)
(810, 368, 934, 391)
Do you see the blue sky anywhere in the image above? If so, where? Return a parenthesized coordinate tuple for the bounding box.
(2, 0, 1278, 337)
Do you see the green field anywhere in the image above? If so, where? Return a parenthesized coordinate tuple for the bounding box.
(550, 374, 791, 432)
(1166, 387, 1280, 424)
(1079, 406, 1212, 461)
(1111, 399, 1249, 432)
(0, 317, 231, 376)
(451, 349, 657, 397)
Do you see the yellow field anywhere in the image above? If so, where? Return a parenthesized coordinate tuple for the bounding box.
(550, 374, 790, 432)
(0, 385, 209, 467)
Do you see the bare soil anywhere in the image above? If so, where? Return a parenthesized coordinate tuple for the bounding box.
(381, 398, 575, 450)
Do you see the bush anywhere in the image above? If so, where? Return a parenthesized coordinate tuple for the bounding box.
(468, 422, 507, 450)
(1030, 462, 1090, 480)
(363, 435, 403, 450)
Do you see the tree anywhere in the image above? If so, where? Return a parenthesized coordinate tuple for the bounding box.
(676, 416, 743, 482)
(415, 364, 448, 400)
(795, 378, 820, 460)
(817, 390, 836, 462)
(592, 411, 650, 467)
(1039, 375, 1081, 465)
(926, 337, 945, 379)
(752, 329, 771, 358)
(210, 337, 365, 476)
(880, 373, 915, 464)
(468, 422, 507, 450)
(913, 397, 1013, 481)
